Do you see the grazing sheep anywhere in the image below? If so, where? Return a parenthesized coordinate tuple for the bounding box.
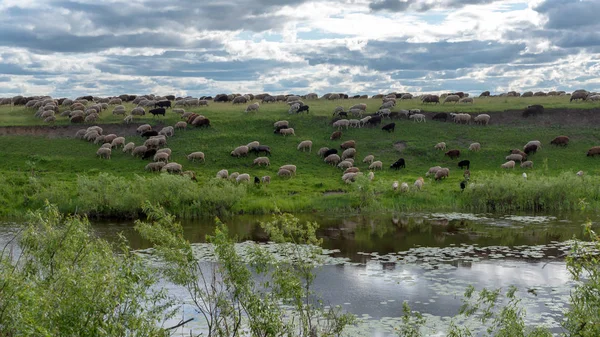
(261, 176, 271, 184)
(359, 116, 372, 126)
(369, 161, 383, 170)
(154, 152, 170, 163)
(145, 162, 166, 172)
(323, 149, 338, 158)
(501, 160, 516, 169)
(435, 168, 449, 180)
(144, 138, 161, 148)
(522, 105, 544, 118)
(330, 131, 342, 140)
(253, 157, 270, 166)
(333, 119, 350, 130)
(229, 172, 240, 181)
(521, 161, 533, 168)
(111, 137, 126, 149)
(381, 122, 395, 132)
(550, 136, 569, 146)
(586, 146, 600, 157)
(434, 142, 446, 151)
(524, 140, 542, 150)
(245, 102, 260, 113)
(216, 169, 229, 179)
(426, 166, 442, 177)
(570, 91, 589, 102)
(137, 124, 152, 134)
(506, 154, 523, 162)
(132, 146, 148, 157)
(409, 114, 426, 122)
(75, 129, 87, 139)
(162, 163, 183, 174)
(390, 158, 405, 170)
(338, 160, 354, 170)
(577, 170, 585, 176)
(414, 178, 424, 190)
(247, 141, 260, 149)
(349, 119, 361, 128)
(173, 108, 185, 115)
(510, 149, 528, 159)
(349, 108, 363, 118)
(232, 96, 248, 104)
(400, 182, 409, 192)
(340, 140, 356, 149)
(279, 128, 295, 136)
(469, 143, 481, 151)
(156, 148, 172, 159)
(279, 165, 297, 175)
(473, 114, 490, 126)
(297, 140, 313, 152)
(318, 147, 330, 157)
(524, 144, 538, 155)
(93, 135, 106, 145)
(445, 149, 461, 159)
(236, 173, 250, 183)
(459, 97, 474, 104)
(274, 120, 289, 128)
(453, 113, 472, 124)
(422, 95, 440, 104)
(324, 154, 341, 165)
(231, 146, 249, 157)
(341, 172, 359, 183)
(96, 147, 111, 159)
(443, 95, 460, 104)
(368, 172, 374, 181)
(100, 143, 112, 149)
(123, 142, 135, 154)
(187, 152, 205, 162)
(392, 181, 399, 191)
(278, 168, 293, 178)
(341, 148, 356, 160)
(458, 160, 470, 170)
(344, 167, 360, 174)
(363, 155, 374, 164)
(159, 126, 175, 137)
(174, 121, 187, 130)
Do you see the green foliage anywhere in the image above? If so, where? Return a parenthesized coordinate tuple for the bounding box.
(395, 301, 427, 337)
(0, 201, 172, 337)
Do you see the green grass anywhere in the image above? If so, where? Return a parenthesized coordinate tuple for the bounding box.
(1, 95, 600, 218)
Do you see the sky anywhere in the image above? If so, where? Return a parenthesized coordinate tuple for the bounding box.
(0, 0, 599, 98)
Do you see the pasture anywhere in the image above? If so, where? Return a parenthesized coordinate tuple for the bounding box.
(1, 94, 600, 218)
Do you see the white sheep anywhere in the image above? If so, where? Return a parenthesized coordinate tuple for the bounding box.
(378, 109, 391, 118)
(360, 116, 371, 126)
(187, 152, 205, 162)
(324, 154, 341, 165)
(506, 154, 523, 162)
(245, 102, 260, 113)
(520, 161, 533, 168)
(341, 172, 359, 183)
(246, 141, 260, 149)
(162, 163, 183, 174)
(123, 142, 135, 154)
(577, 170, 584, 177)
(279, 165, 297, 175)
(460, 97, 474, 104)
(124, 115, 134, 124)
(363, 155, 374, 164)
(501, 160, 516, 169)
(229, 172, 240, 180)
(453, 113, 472, 124)
(297, 140, 313, 152)
(236, 173, 251, 183)
(231, 145, 249, 157)
(100, 143, 112, 149)
(469, 143, 481, 151)
(159, 126, 174, 137)
(341, 148, 356, 160)
(280, 128, 295, 136)
(96, 147, 111, 159)
(426, 166, 442, 177)
(274, 120, 289, 128)
(216, 169, 229, 179)
(173, 108, 185, 114)
(409, 114, 426, 122)
(434, 142, 446, 150)
(524, 140, 542, 150)
(473, 114, 490, 126)
(349, 119, 361, 128)
(278, 168, 292, 178)
(368, 171, 374, 181)
(261, 176, 271, 184)
(435, 168, 449, 180)
(111, 137, 126, 149)
(392, 181, 399, 191)
(318, 147, 330, 157)
(400, 182, 409, 192)
(145, 162, 166, 172)
(333, 119, 350, 130)
(132, 146, 148, 157)
(369, 161, 383, 170)
(337, 160, 353, 170)
(175, 121, 187, 130)
(443, 95, 460, 104)
(137, 124, 152, 134)
(154, 152, 170, 163)
(253, 157, 270, 166)
(414, 177, 424, 190)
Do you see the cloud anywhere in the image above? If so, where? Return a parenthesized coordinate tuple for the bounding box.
(369, 0, 499, 12)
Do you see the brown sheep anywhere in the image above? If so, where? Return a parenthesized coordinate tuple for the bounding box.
(524, 144, 538, 155)
(340, 140, 356, 149)
(587, 146, 600, 157)
(510, 149, 527, 159)
(330, 131, 342, 140)
(550, 136, 569, 147)
(445, 149, 460, 159)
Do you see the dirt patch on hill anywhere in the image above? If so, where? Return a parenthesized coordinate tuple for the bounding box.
(0, 123, 168, 139)
(394, 141, 408, 152)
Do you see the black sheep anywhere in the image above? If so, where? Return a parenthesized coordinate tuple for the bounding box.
(249, 145, 271, 156)
(524, 144, 538, 155)
(323, 149, 338, 157)
(458, 160, 470, 170)
(382, 122, 396, 133)
(297, 105, 309, 114)
(142, 149, 157, 160)
(390, 158, 405, 169)
(522, 105, 544, 118)
(366, 115, 382, 126)
(149, 107, 166, 117)
(460, 180, 467, 191)
(254, 176, 260, 185)
(141, 130, 159, 138)
(154, 101, 171, 109)
(432, 112, 448, 122)
(274, 125, 289, 134)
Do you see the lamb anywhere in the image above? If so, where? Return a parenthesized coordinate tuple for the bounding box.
(245, 102, 260, 113)
(400, 182, 409, 192)
(123, 142, 135, 154)
(341, 148, 356, 160)
(473, 114, 490, 126)
(279, 165, 297, 175)
(550, 136, 569, 146)
(443, 95, 460, 104)
(216, 169, 229, 179)
(414, 178, 424, 190)
(333, 119, 350, 130)
(111, 137, 126, 149)
(324, 154, 341, 165)
(340, 140, 356, 149)
(279, 128, 296, 136)
(175, 121, 187, 130)
(297, 140, 313, 152)
(274, 120, 289, 128)
(369, 161, 383, 170)
(278, 168, 293, 178)
(469, 143, 481, 151)
(363, 155, 374, 164)
(392, 181, 399, 191)
(409, 114, 426, 122)
(434, 142, 446, 151)
(337, 160, 354, 170)
(132, 145, 148, 157)
(520, 161, 533, 168)
(506, 154, 523, 162)
(231, 146, 249, 157)
(145, 162, 166, 172)
(360, 116, 372, 126)
(445, 149, 460, 159)
(501, 160, 516, 169)
(187, 152, 205, 162)
(162, 163, 183, 174)
(434, 168, 449, 180)
(154, 152, 170, 162)
(236, 173, 251, 183)
(253, 157, 270, 166)
(96, 147, 111, 159)
(458, 160, 470, 170)
(426, 166, 442, 177)
(330, 131, 342, 140)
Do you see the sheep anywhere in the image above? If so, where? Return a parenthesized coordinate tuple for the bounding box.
(288, 103, 300, 114)
(344, 158, 354, 164)
(341, 172, 359, 183)
(414, 178, 424, 190)
(378, 109, 392, 118)
(318, 147, 330, 157)
(324, 154, 341, 165)
(363, 155, 374, 164)
(344, 167, 360, 174)
(340, 140, 356, 149)
(247, 141, 260, 149)
(102, 134, 118, 144)
(337, 160, 354, 170)
(587, 95, 600, 101)
(586, 146, 600, 156)
(409, 114, 426, 122)
(229, 172, 240, 180)
(279, 128, 296, 136)
(392, 181, 399, 191)
(510, 149, 528, 159)
(349, 108, 363, 118)
(577, 170, 585, 176)
(521, 161, 533, 168)
(154, 152, 170, 163)
(390, 158, 405, 170)
(187, 152, 205, 162)
(144, 138, 161, 148)
(348, 119, 361, 128)
(93, 135, 106, 145)
(162, 163, 183, 174)
(235, 173, 250, 183)
(132, 146, 148, 157)
(524, 144, 539, 155)
(435, 168, 449, 180)
(231, 146, 249, 157)
(443, 95, 460, 104)
(506, 154, 523, 162)
(400, 182, 409, 192)
(369, 161, 383, 170)
(159, 126, 175, 137)
(253, 157, 270, 166)
(359, 116, 371, 126)
(473, 114, 490, 126)
(111, 137, 126, 149)
(137, 124, 152, 134)
(274, 120, 289, 128)
(524, 140, 542, 150)
(333, 119, 350, 130)
(96, 147, 111, 159)
(341, 148, 356, 160)
(156, 148, 172, 159)
(174, 121, 187, 130)
(550, 136, 569, 146)
(459, 97, 474, 104)
(297, 140, 313, 152)
(100, 143, 112, 149)
(368, 172, 374, 181)
(445, 149, 460, 159)
(123, 142, 135, 154)
(458, 160, 470, 170)
(245, 102, 260, 113)
(501, 160, 516, 169)
(426, 166, 442, 177)
(453, 113, 472, 124)
(173, 108, 185, 115)
(279, 165, 297, 175)
(469, 143, 481, 151)
(278, 168, 293, 178)
(434, 142, 446, 151)
(216, 169, 229, 179)
(145, 162, 166, 172)
(330, 131, 342, 140)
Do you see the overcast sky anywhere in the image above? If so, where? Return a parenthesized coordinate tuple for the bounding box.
(0, 0, 598, 97)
